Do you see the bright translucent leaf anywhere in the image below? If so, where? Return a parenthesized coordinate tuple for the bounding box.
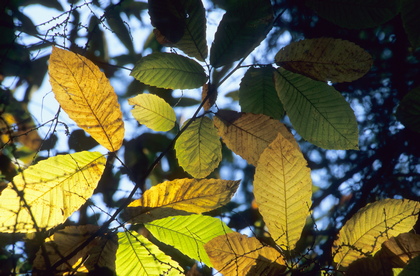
(214, 110, 298, 166)
(254, 133, 312, 250)
(128, 94, 176, 131)
(400, 0, 420, 49)
(274, 68, 359, 149)
(333, 199, 420, 268)
(116, 231, 183, 276)
(49, 46, 124, 152)
(145, 214, 232, 267)
(204, 232, 286, 275)
(210, 0, 273, 68)
(396, 86, 420, 133)
(0, 151, 105, 233)
(131, 52, 207, 89)
(275, 38, 372, 83)
(239, 66, 284, 119)
(127, 178, 239, 223)
(381, 233, 420, 267)
(33, 225, 117, 273)
(174, 116, 222, 178)
(306, 0, 398, 29)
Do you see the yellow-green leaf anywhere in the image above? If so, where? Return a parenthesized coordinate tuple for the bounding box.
(49, 46, 124, 152)
(254, 133, 312, 250)
(0, 151, 105, 233)
(175, 116, 222, 178)
(204, 232, 286, 275)
(116, 231, 183, 276)
(128, 94, 176, 131)
(127, 178, 239, 223)
(214, 110, 298, 166)
(275, 38, 372, 83)
(333, 199, 420, 268)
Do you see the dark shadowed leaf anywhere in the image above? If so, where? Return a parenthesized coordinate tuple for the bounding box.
(396, 86, 420, 133)
(400, 0, 420, 49)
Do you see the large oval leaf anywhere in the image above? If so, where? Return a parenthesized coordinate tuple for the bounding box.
(274, 68, 359, 149)
(333, 199, 420, 268)
(254, 133, 312, 250)
(131, 52, 207, 89)
(175, 116, 222, 178)
(49, 46, 124, 152)
(275, 38, 372, 83)
(0, 151, 105, 233)
(401, 0, 420, 49)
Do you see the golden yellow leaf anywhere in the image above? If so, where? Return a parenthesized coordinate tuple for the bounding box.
(49, 46, 124, 152)
(333, 199, 420, 268)
(254, 133, 312, 250)
(0, 151, 105, 233)
(127, 178, 239, 223)
(204, 232, 286, 276)
(214, 110, 298, 166)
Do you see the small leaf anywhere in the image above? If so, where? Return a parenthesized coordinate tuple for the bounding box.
(204, 232, 286, 275)
(396, 86, 420, 133)
(0, 151, 105, 233)
(49, 46, 124, 152)
(306, 0, 398, 29)
(254, 133, 312, 250)
(202, 83, 217, 111)
(214, 110, 298, 166)
(274, 68, 359, 149)
(275, 38, 372, 83)
(175, 116, 222, 178)
(333, 198, 420, 268)
(145, 214, 233, 267)
(131, 52, 207, 89)
(127, 178, 240, 223)
(116, 231, 183, 276)
(381, 233, 420, 267)
(399, 255, 420, 276)
(400, 0, 420, 49)
(239, 66, 284, 119)
(128, 94, 176, 131)
(210, 0, 273, 67)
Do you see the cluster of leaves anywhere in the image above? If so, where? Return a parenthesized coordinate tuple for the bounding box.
(1, 0, 420, 275)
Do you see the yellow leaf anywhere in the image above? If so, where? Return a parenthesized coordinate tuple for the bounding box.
(204, 232, 286, 276)
(128, 93, 176, 131)
(0, 151, 105, 233)
(33, 225, 118, 273)
(127, 178, 240, 223)
(333, 199, 420, 268)
(175, 116, 222, 178)
(254, 133, 312, 250)
(49, 46, 124, 152)
(214, 110, 298, 166)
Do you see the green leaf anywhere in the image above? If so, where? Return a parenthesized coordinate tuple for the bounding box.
(306, 0, 398, 29)
(396, 86, 420, 133)
(399, 256, 420, 276)
(400, 0, 420, 49)
(116, 231, 183, 276)
(105, 5, 135, 55)
(210, 0, 273, 68)
(239, 66, 284, 119)
(128, 94, 176, 131)
(131, 52, 207, 89)
(175, 116, 222, 178)
(145, 215, 233, 267)
(274, 68, 358, 149)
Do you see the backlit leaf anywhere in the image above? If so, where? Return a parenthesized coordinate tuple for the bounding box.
(175, 116, 222, 178)
(0, 151, 105, 233)
(275, 38, 372, 83)
(400, 0, 420, 49)
(128, 94, 176, 131)
(274, 68, 359, 149)
(333, 199, 420, 268)
(116, 231, 183, 276)
(239, 66, 284, 119)
(306, 0, 398, 29)
(214, 110, 298, 166)
(204, 232, 286, 275)
(210, 0, 273, 67)
(127, 178, 239, 223)
(131, 52, 207, 89)
(254, 133, 312, 250)
(145, 214, 232, 267)
(396, 86, 420, 133)
(49, 46, 124, 152)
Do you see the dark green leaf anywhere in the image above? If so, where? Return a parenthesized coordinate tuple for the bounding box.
(105, 5, 135, 55)
(396, 87, 420, 133)
(400, 0, 420, 49)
